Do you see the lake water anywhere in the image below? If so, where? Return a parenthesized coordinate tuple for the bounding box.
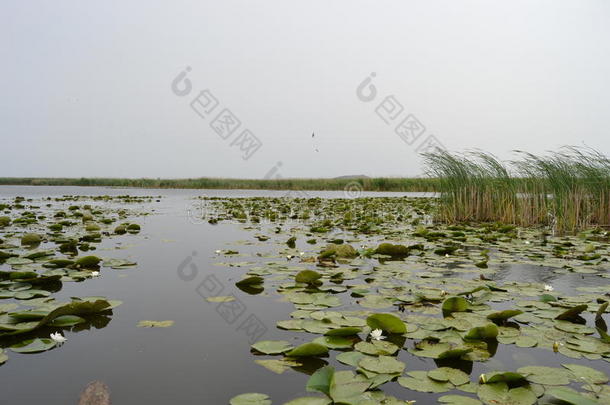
(0, 186, 608, 405)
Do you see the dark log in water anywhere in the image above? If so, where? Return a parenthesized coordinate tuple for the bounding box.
(78, 381, 111, 405)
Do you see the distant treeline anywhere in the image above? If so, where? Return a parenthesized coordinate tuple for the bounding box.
(0, 177, 440, 192)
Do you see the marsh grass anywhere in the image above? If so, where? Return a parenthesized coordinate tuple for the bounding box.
(424, 147, 609, 233)
(0, 177, 439, 193)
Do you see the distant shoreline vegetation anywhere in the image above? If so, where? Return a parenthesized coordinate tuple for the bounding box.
(0, 177, 439, 192)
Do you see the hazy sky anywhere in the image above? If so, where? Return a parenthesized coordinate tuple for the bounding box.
(2, 1, 609, 179)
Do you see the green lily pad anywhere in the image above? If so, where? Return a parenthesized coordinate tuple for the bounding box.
(283, 398, 330, 405)
(295, 270, 322, 284)
(306, 365, 334, 396)
(324, 326, 362, 336)
(10, 338, 56, 353)
(442, 296, 470, 315)
(74, 256, 101, 269)
(366, 313, 407, 334)
(251, 340, 293, 355)
(336, 351, 366, 367)
(48, 315, 86, 327)
(438, 395, 483, 405)
(358, 355, 405, 374)
(562, 363, 608, 384)
(286, 342, 328, 357)
(137, 320, 174, 328)
(429, 367, 470, 386)
(477, 382, 536, 405)
(254, 358, 301, 374)
(312, 336, 353, 350)
(398, 371, 453, 393)
(555, 304, 588, 321)
(206, 296, 236, 303)
(235, 276, 264, 287)
(517, 366, 571, 385)
(354, 340, 399, 356)
(544, 387, 599, 405)
(229, 393, 271, 405)
(464, 323, 499, 340)
(486, 310, 523, 323)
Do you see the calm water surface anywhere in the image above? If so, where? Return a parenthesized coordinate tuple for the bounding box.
(0, 186, 607, 405)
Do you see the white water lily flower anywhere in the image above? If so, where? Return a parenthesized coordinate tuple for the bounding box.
(544, 284, 554, 292)
(370, 329, 385, 341)
(299, 252, 305, 256)
(525, 241, 530, 244)
(50, 332, 67, 344)
(91, 271, 100, 277)
(215, 250, 221, 254)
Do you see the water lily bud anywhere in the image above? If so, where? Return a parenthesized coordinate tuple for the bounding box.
(479, 373, 486, 384)
(553, 341, 560, 352)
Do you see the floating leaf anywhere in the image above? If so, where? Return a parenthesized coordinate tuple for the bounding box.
(251, 340, 293, 355)
(283, 398, 330, 405)
(442, 296, 470, 316)
(358, 355, 405, 374)
(229, 393, 271, 405)
(286, 343, 328, 357)
(486, 310, 523, 323)
(324, 326, 361, 336)
(517, 366, 571, 385)
(10, 338, 56, 353)
(477, 382, 536, 405)
(235, 276, 264, 287)
(354, 340, 399, 356)
(555, 304, 588, 321)
(428, 367, 470, 386)
(438, 395, 483, 405)
(306, 365, 334, 396)
(49, 315, 86, 327)
(295, 270, 321, 285)
(137, 320, 174, 328)
(398, 371, 452, 393)
(366, 313, 407, 334)
(464, 323, 499, 340)
(206, 296, 235, 303)
(254, 358, 301, 374)
(544, 387, 599, 405)
(562, 363, 608, 384)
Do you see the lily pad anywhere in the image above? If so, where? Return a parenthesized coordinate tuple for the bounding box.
(286, 342, 328, 357)
(229, 393, 271, 405)
(251, 340, 293, 355)
(358, 355, 405, 374)
(10, 338, 56, 353)
(464, 323, 499, 340)
(366, 313, 407, 334)
(562, 363, 608, 384)
(137, 320, 174, 328)
(442, 296, 470, 315)
(296, 270, 322, 284)
(477, 382, 536, 405)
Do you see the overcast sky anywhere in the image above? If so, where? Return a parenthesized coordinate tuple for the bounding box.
(1, 1, 609, 179)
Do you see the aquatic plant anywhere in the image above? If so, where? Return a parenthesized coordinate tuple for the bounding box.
(423, 147, 609, 233)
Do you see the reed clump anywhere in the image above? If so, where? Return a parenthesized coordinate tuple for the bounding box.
(424, 147, 609, 233)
